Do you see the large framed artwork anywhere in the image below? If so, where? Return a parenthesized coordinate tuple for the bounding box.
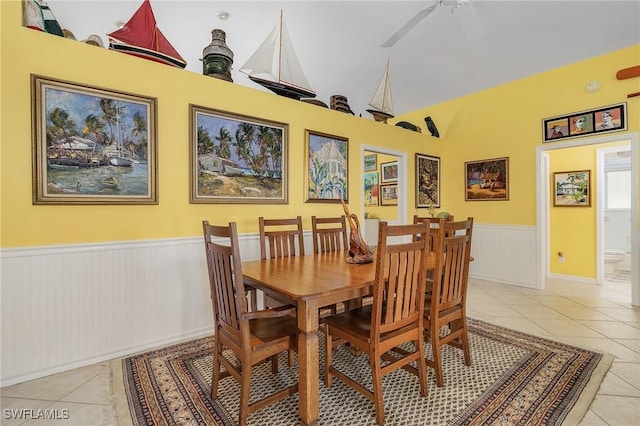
(304, 130, 348, 203)
(364, 172, 379, 206)
(543, 103, 627, 142)
(31, 74, 158, 204)
(416, 153, 440, 208)
(190, 105, 288, 204)
(553, 170, 591, 207)
(465, 157, 509, 201)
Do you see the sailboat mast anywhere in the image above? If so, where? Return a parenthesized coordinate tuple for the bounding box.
(277, 10, 283, 83)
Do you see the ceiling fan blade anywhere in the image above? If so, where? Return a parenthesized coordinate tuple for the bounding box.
(381, 2, 440, 48)
(456, 1, 487, 40)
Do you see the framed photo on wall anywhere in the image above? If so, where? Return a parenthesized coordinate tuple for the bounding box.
(364, 171, 379, 206)
(380, 161, 398, 183)
(380, 184, 398, 206)
(189, 105, 288, 204)
(31, 74, 158, 204)
(465, 157, 509, 201)
(304, 130, 348, 203)
(415, 153, 440, 208)
(553, 170, 591, 207)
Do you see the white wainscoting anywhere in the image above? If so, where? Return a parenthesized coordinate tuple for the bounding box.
(468, 224, 538, 288)
(1, 225, 535, 386)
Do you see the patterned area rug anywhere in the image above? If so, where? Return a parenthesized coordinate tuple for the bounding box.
(113, 318, 612, 426)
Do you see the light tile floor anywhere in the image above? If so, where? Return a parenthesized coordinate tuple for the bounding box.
(1, 278, 639, 425)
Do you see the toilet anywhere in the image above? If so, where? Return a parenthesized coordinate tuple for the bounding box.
(604, 250, 626, 275)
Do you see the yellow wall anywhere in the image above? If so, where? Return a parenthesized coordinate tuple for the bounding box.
(0, 0, 442, 248)
(397, 44, 640, 227)
(1, 0, 638, 267)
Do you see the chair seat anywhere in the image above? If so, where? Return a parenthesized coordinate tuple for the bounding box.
(250, 315, 298, 343)
(322, 305, 374, 338)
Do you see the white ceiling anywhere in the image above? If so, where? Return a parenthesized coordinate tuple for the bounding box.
(47, 0, 640, 118)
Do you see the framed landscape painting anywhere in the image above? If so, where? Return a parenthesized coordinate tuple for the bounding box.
(416, 153, 440, 208)
(553, 170, 590, 207)
(190, 105, 288, 204)
(305, 130, 348, 203)
(31, 74, 158, 204)
(364, 154, 377, 172)
(465, 157, 509, 201)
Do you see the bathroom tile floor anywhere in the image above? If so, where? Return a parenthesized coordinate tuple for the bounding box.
(1, 277, 639, 425)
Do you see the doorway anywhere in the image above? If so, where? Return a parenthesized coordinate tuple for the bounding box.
(536, 133, 639, 306)
(360, 145, 407, 245)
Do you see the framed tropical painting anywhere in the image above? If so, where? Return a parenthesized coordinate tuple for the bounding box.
(31, 74, 158, 204)
(364, 171, 379, 206)
(416, 153, 440, 208)
(304, 130, 348, 203)
(465, 157, 509, 201)
(190, 105, 288, 204)
(553, 170, 590, 207)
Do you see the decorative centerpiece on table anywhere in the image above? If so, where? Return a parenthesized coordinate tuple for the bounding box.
(341, 200, 374, 264)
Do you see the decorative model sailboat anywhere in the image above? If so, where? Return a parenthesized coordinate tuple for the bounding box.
(107, 0, 186, 69)
(366, 60, 395, 123)
(240, 11, 316, 100)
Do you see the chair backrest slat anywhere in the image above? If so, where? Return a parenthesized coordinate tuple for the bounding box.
(373, 222, 430, 336)
(259, 216, 305, 259)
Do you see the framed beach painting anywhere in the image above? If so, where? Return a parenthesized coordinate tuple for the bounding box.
(380, 184, 398, 206)
(31, 74, 158, 204)
(364, 171, 379, 206)
(380, 161, 398, 183)
(415, 153, 440, 208)
(465, 157, 509, 201)
(189, 105, 288, 204)
(304, 130, 348, 203)
(553, 170, 590, 207)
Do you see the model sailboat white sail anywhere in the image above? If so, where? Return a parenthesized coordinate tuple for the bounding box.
(366, 60, 395, 123)
(240, 11, 316, 100)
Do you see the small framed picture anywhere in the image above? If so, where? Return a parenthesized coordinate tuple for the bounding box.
(364, 154, 377, 172)
(380, 161, 398, 183)
(553, 170, 590, 207)
(380, 184, 398, 206)
(364, 171, 379, 206)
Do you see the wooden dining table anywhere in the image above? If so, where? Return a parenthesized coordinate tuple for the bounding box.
(241, 251, 436, 425)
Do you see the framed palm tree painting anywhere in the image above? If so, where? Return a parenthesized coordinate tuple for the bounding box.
(189, 105, 288, 204)
(31, 75, 157, 204)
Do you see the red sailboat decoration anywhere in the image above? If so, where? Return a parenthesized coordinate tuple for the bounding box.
(107, 0, 186, 69)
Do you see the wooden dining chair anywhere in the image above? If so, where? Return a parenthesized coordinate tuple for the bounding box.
(202, 220, 298, 426)
(424, 217, 473, 387)
(311, 215, 348, 254)
(258, 216, 305, 309)
(324, 221, 431, 425)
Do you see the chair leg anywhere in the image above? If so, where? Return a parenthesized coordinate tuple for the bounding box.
(239, 360, 252, 426)
(460, 318, 471, 366)
(416, 338, 428, 397)
(211, 341, 222, 399)
(271, 354, 279, 374)
(432, 328, 444, 387)
(324, 326, 333, 387)
(371, 354, 385, 426)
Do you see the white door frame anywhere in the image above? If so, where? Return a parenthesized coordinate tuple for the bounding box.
(361, 144, 407, 226)
(536, 132, 639, 306)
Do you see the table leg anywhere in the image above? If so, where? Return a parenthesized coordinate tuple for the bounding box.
(297, 301, 319, 426)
